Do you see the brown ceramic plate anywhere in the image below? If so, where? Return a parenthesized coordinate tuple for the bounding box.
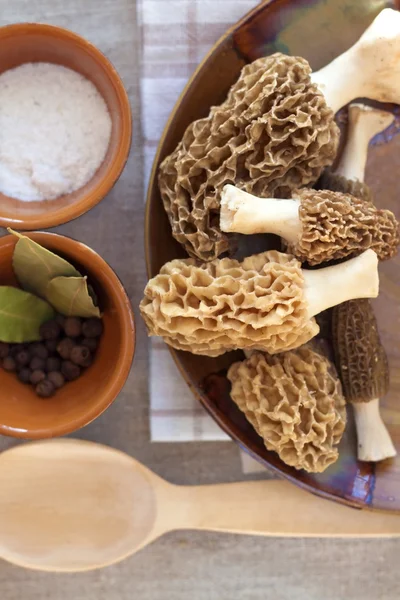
(145, 0, 400, 511)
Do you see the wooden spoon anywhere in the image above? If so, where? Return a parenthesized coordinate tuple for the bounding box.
(0, 439, 399, 573)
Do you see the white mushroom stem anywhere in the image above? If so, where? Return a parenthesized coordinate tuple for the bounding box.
(353, 399, 397, 462)
(332, 107, 397, 463)
(220, 185, 301, 242)
(335, 104, 394, 181)
(303, 249, 379, 318)
(311, 8, 400, 113)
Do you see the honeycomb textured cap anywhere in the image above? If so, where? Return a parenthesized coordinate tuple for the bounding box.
(318, 170, 373, 203)
(332, 299, 389, 403)
(158, 53, 339, 261)
(140, 251, 319, 357)
(288, 188, 400, 265)
(227, 347, 347, 473)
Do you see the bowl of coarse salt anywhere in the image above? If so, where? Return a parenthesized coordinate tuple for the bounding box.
(0, 23, 132, 230)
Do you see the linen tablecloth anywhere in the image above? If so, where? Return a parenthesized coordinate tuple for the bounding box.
(1, 3, 400, 599)
(139, 0, 263, 454)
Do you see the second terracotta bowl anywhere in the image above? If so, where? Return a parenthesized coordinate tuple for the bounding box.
(0, 23, 132, 230)
(0, 233, 135, 439)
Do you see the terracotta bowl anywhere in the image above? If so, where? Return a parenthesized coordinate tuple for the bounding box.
(0, 23, 132, 230)
(146, 0, 400, 512)
(0, 232, 135, 439)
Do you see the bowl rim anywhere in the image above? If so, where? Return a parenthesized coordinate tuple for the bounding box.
(0, 231, 136, 439)
(0, 22, 133, 230)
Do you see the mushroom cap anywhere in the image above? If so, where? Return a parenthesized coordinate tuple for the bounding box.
(140, 251, 319, 357)
(318, 170, 373, 203)
(159, 53, 339, 261)
(227, 348, 346, 473)
(332, 299, 389, 403)
(289, 188, 399, 265)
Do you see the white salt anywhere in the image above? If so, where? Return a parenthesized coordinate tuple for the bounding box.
(0, 62, 112, 201)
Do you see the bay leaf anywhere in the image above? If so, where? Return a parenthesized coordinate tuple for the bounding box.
(87, 284, 99, 307)
(0, 286, 54, 343)
(46, 276, 101, 318)
(9, 229, 81, 298)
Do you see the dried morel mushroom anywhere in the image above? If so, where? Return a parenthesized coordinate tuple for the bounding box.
(140, 249, 379, 357)
(220, 185, 399, 264)
(159, 53, 339, 261)
(227, 348, 346, 473)
(318, 171, 373, 203)
(332, 299, 396, 462)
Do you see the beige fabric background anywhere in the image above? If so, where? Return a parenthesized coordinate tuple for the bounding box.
(0, 0, 399, 598)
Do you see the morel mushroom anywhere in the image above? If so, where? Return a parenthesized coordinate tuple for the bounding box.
(140, 249, 378, 357)
(220, 184, 399, 264)
(320, 103, 394, 200)
(159, 52, 340, 261)
(332, 300, 396, 462)
(323, 105, 397, 462)
(227, 348, 346, 473)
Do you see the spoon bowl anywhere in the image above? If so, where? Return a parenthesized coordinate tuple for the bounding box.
(1, 439, 400, 572)
(0, 441, 159, 571)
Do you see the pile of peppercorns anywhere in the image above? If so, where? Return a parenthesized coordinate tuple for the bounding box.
(0, 316, 103, 397)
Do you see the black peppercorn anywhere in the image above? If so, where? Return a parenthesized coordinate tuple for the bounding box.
(45, 339, 58, 353)
(2, 356, 16, 372)
(36, 379, 55, 398)
(30, 356, 46, 371)
(10, 344, 25, 357)
(81, 337, 98, 353)
(64, 317, 82, 338)
(70, 345, 92, 367)
(47, 371, 65, 389)
(56, 314, 66, 328)
(30, 369, 46, 385)
(61, 360, 81, 381)
(16, 349, 31, 367)
(40, 319, 62, 340)
(0, 342, 9, 359)
(82, 318, 103, 338)
(17, 368, 32, 384)
(46, 357, 61, 373)
(30, 343, 49, 360)
(56, 337, 75, 360)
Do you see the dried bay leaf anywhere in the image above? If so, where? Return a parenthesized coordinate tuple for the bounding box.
(87, 284, 99, 307)
(46, 276, 101, 318)
(0, 287, 54, 343)
(9, 229, 81, 298)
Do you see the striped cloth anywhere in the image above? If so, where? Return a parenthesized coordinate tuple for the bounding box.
(139, 0, 263, 452)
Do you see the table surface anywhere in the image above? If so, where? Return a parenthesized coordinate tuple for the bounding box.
(0, 0, 399, 598)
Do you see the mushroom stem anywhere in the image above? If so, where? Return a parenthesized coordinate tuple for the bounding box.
(335, 104, 394, 181)
(220, 185, 301, 242)
(353, 399, 397, 462)
(311, 8, 400, 113)
(303, 249, 379, 318)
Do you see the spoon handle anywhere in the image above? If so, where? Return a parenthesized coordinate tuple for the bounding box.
(166, 479, 400, 537)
